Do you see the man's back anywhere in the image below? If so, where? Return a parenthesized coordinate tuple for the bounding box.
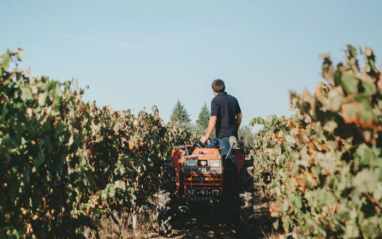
(200, 79, 242, 146)
(211, 92, 241, 138)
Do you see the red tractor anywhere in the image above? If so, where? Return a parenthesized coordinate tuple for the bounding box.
(156, 139, 255, 238)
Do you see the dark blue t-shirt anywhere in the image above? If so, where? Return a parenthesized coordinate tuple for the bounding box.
(211, 92, 241, 138)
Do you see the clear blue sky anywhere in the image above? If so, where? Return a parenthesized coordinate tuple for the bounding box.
(1, 0, 381, 127)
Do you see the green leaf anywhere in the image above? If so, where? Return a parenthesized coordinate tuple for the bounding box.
(345, 220, 360, 238)
(346, 45, 359, 74)
(68, 134, 74, 146)
(38, 92, 48, 106)
(20, 86, 33, 102)
(273, 218, 280, 230)
(49, 81, 61, 96)
(108, 184, 115, 198)
(291, 193, 302, 209)
(359, 110, 373, 127)
(113, 120, 124, 132)
(322, 61, 335, 81)
(341, 71, 359, 94)
(0, 52, 10, 70)
(353, 169, 378, 194)
(355, 144, 373, 166)
(34, 152, 45, 168)
(323, 120, 337, 133)
(360, 80, 376, 94)
(114, 180, 126, 191)
(100, 190, 107, 202)
(327, 87, 344, 112)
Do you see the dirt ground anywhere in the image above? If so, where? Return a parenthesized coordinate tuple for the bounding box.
(85, 186, 282, 239)
(147, 201, 280, 239)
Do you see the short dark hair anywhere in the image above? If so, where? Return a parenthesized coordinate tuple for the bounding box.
(212, 79, 225, 92)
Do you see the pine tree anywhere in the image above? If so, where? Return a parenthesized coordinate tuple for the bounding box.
(196, 103, 210, 129)
(170, 99, 191, 124)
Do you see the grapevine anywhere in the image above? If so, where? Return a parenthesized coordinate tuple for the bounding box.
(0, 49, 192, 237)
(252, 45, 382, 238)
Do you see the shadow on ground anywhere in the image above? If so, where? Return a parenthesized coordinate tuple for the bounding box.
(85, 187, 282, 239)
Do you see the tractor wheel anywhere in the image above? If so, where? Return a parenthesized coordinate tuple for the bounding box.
(239, 161, 254, 193)
(156, 190, 174, 237)
(238, 191, 255, 238)
(161, 160, 176, 192)
(238, 161, 255, 238)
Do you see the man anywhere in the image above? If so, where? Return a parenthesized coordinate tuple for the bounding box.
(200, 79, 242, 160)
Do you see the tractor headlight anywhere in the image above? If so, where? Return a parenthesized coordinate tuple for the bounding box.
(185, 159, 198, 167)
(199, 160, 207, 166)
(209, 160, 221, 167)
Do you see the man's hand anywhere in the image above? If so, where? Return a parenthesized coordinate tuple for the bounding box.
(200, 135, 209, 144)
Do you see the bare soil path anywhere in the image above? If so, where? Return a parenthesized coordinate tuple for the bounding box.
(86, 187, 281, 239)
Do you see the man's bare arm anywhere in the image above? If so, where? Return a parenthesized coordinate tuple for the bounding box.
(236, 112, 242, 130)
(200, 116, 217, 143)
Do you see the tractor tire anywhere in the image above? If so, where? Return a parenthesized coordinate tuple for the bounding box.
(239, 161, 254, 193)
(238, 161, 255, 238)
(156, 190, 174, 237)
(161, 160, 176, 192)
(238, 191, 255, 238)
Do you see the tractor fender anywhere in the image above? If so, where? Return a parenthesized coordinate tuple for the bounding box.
(233, 149, 245, 173)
